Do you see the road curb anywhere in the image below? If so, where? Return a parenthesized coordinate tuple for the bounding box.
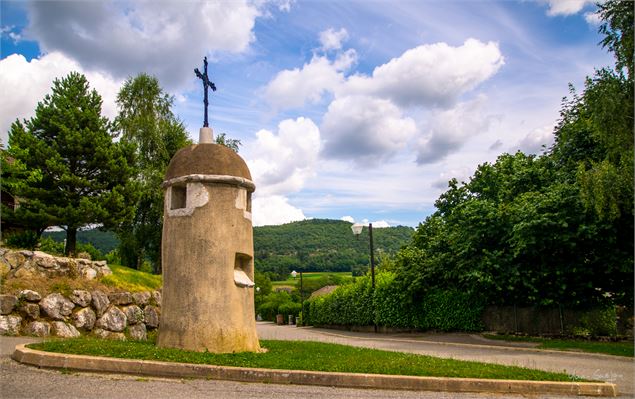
(12, 344, 618, 397)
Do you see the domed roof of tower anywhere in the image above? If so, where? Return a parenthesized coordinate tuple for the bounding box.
(165, 143, 252, 181)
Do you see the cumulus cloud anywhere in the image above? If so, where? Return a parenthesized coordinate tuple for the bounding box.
(342, 216, 390, 228)
(542, 0, 595, 16)
(341, 39, 504, 108)
(510, 125, 555, 154)
(416, 96, 494, 164)
(23, 1, 261, 90)
(246, 117, 321, 196)
(489, 139, 503, 151)
(319, 28, 349, 51)
(431, 167, 473, 189)
(252, 195, 306, 226)
(321, 95, 417, 165)
(263, 55, 352, 110)
(584, 11, 602, 26)
(0, 52, 122, 145)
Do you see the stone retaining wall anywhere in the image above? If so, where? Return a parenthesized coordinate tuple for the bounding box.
(1, 248, 112, 280)
(0, 289, 161, 340)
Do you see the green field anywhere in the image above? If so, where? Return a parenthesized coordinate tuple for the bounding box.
(29, 337, 583, 382)
(271, 272, 353, 288)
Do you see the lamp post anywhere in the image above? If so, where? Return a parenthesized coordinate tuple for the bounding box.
(351, 223, 375, 290)
(351, 222, 377, 333)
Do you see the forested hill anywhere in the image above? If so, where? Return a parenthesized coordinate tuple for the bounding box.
(254, 219, 414, 276)
(43, 219, 414, 275)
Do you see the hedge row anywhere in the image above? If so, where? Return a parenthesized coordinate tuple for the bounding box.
(302, 272, 485, 331)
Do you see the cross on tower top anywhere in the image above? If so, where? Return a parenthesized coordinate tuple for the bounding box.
(194, 56, 217, 128)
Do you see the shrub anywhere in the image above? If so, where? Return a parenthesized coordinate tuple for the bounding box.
(5, 230, 39, 250)
(279, 302, 302, 317)
(305, 271, 485, 332)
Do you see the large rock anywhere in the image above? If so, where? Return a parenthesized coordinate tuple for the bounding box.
(40, 293, 75, 320)
(52, 321, 80, 338)
(123, 305, 144, 325)
(0, 315, 21, 335)
(19, 303, 40, 320)
(128, 323, 147, 341)
(108, 292, 132, 306)
(70, 290, 92, 307)
(132, 291, 151, 306)
(0, 259, 10, 278)
(26, 321, 51, 337)
(72, 307, 96, 330)
(19, 289, 42, 302)
(93, 328, 125, 340)
(144, 305, 160, 328)
(32, 251, 58, 269)
(96, 306, 127, 332)
(91, 290, 110, 318)
(4, 251, 25, 269)
(0, 294, 18, 315)
(151, 291, 162, 306)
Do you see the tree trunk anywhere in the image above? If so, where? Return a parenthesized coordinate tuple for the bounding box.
(66, 228, 77, 256)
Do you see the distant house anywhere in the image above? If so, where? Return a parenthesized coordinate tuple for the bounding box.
(309, 285, 339, 299)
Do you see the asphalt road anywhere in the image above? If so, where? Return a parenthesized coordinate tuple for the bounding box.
(258, 323, 634, 396)
(1, 324, 633, 399)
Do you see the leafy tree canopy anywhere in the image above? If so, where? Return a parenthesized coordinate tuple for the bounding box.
(3, 72, 137, 254)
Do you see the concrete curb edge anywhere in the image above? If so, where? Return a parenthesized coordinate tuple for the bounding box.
(12, 344, 617, 397)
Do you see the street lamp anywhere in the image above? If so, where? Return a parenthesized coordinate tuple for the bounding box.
(352, 222, 377, 332)
(351, 223, 375, 290)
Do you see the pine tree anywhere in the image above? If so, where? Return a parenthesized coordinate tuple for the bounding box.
(4, 72, 137, 254)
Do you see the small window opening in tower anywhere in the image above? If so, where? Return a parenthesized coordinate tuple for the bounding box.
(171, 185, 187, 210)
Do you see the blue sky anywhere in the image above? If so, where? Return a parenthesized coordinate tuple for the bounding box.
(0, 0, 612, 227)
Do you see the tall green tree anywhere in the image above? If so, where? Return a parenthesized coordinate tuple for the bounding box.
(394, 0, 633, 308)
(115, 74, 190, 272)
(3, 72, 136, 254)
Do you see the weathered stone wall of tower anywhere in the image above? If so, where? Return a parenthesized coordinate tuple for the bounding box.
(157, 143, 259, 353)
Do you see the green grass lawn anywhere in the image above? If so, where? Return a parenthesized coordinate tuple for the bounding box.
(271, 272, 353, 287)
(100, 264, 162, 292)
(29, 337, 584, 382)
(483, 334, 634, 357)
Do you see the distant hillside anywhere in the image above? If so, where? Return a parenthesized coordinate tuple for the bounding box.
(42, 219, 414, 275)
(42, 229, 119, 254)
(254, 219, 414, 275)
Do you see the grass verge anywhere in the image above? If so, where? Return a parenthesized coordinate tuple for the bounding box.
(29, 338, 584, 382)
(483, 334, 634, 357)
(98, 264, 162, 292)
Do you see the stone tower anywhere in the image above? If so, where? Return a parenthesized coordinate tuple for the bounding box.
(157, 129, 260, 353)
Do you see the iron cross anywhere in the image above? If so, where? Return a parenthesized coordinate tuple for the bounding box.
(194, 56, 217, 128)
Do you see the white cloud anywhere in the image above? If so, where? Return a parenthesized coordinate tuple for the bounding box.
(543, 0, 595, 16)
(23, 1, 261, 90)
(0, 52, 122, 145)
(510, 125, 555, 154)
(341, 215, 355, 223)
(321, 95, 417, 165)
(416, 96, 495, 164)
(343, 217, 391, 228)
(263, 52, 356, 110)
(341, 39, 504, 108)
(489, 139, 503, 151)
(252, 195, 306, 226)
(319, 28, 349, 51)
(246, 117, 321, 196)
(431, 167, 473, 189)
(584, 11, 602, 26)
